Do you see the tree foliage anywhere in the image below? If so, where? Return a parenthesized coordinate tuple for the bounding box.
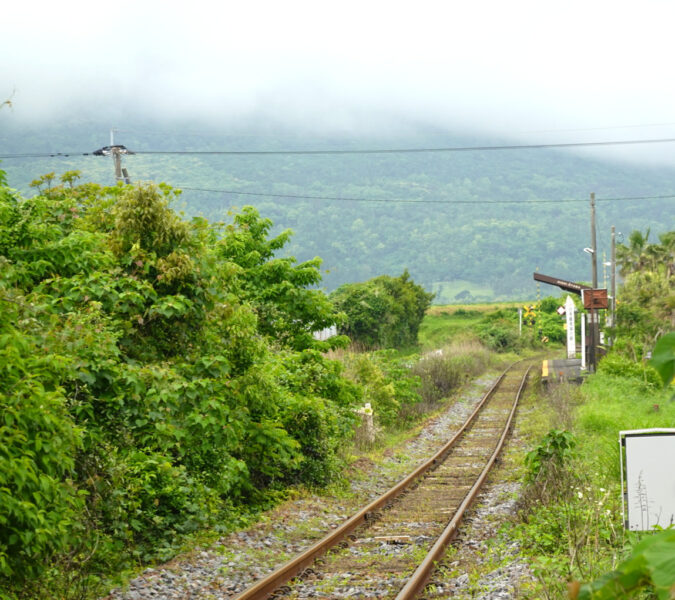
(330, 270, 434, 349)
(614, 229, 675, 357)
(0, 170, 360, 594)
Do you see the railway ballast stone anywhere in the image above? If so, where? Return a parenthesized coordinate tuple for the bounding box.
(104, 373, 530, 600)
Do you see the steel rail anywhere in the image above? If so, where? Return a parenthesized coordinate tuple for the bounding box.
(394, 365, 532, 600)
(234, 363, 517, 600)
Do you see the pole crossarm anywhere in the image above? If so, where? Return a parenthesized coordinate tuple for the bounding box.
(532, 272, 591, 295)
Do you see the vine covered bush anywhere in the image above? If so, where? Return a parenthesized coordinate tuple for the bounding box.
(330, 270, 434, 349)
(0, 171, 360, 596)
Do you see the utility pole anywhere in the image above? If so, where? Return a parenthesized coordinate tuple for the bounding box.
(589, 192, 598, 371)
(93, 129, 133, 184)
(110, 128, 130, 184)
(590, 192, 598, 288)
(611, 225, 617, 334)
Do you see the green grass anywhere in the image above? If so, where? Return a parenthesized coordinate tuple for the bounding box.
(431, 280, 496, 304)
(510, 364, 675, 598)
(418, 302, 523, 352)
(418, 311, 484, 351)
(575, 372, 675, 482)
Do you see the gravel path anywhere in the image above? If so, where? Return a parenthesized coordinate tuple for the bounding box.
(104, 372, 532, 600)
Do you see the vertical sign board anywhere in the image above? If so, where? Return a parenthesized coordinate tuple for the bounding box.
(565, 295, 576, 359)
(620, 429, 675, 530)
(580, 315, 586, 369)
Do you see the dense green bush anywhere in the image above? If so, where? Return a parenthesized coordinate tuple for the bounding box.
(597, 353, 661, 387)
(341, 350, 423, 429)
(0, 171, 361, 594)
(330, 270, 434, 349)
(0, 323, 83, 581)
(537, 311, 566, 344)
(476, 310, 523, 351)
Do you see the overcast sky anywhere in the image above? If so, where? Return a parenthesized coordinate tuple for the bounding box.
(4, 0, 675, 163)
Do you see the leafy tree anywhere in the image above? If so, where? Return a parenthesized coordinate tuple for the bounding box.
(217, 206, 346, 351)
(614, 229, 675, 352)
(331, 270, 433, 349)
(0, 170, 361, 593)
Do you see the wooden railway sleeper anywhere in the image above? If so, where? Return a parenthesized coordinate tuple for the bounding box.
(232, 363, 524, 600)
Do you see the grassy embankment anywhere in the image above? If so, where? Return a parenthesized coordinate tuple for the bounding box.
(342, 302, 537, 462)
(419, 302, 522, 352)
(415, 304, 673, 598)
(474, 363, 675, 599)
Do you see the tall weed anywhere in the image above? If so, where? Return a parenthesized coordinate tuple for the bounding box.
(412, 339, 492, 405)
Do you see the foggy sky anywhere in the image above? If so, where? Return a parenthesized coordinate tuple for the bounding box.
(4, 0, 675, 164)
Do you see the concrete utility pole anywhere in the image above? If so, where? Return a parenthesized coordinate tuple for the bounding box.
(93, 129, 133, 184)
(589, 192, 598, 372)
(611, 225, 617, 335)
(590, 192, 598, 288)
(110, 128, 129, 184)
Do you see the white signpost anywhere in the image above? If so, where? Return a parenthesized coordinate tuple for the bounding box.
(565, 295, 576, 359)
(580, 314, 586, 369)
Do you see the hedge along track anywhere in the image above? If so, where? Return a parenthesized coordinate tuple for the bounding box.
(235, 361, 532, 600)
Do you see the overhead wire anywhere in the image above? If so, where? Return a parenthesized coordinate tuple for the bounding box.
(131, 137, 675, 155)
(177, 186, 675, 205)
(3, 136, 675, 205)
(4, 135, 675, 159)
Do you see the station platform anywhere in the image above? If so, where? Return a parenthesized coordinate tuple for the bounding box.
(542, 358, 583, 383)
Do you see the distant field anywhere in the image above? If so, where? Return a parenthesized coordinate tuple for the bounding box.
(426, 301, 523, 316)
(430, 280, 495, 304)
(419, 302, 516, 350)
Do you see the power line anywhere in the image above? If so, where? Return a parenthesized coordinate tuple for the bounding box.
(178, 186, 675, 205)
(133, 137, 675, 156)
(0, 152, 89, 159)
(4, 135, 675, 160)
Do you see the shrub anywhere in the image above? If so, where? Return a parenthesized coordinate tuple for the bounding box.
(412, 341, 492, 403)
(280, 395, 345, 487)
(477, 321, 521, 351)
(525, 429, 577, 481)
(98, 448, 208, 561)
(0, 328, 83, 582)
(597, 353, 661, 387)
(331, 270, 434, 350)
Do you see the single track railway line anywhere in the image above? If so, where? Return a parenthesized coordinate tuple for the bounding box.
(235, 362, 533, 600)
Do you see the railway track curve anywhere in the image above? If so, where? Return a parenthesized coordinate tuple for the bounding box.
(235, 361, 533, 600)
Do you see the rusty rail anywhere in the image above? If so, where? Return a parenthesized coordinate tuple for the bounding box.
(234, 362, 520, 600)
(394, 365, 532, 600)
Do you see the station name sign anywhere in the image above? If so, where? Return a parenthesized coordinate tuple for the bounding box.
(533, 273, 591, 296)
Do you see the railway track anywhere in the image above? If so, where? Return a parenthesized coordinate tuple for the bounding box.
(235, 361, 533, 600)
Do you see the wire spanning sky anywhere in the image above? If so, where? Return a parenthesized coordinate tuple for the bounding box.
(4, 0, 675, 165)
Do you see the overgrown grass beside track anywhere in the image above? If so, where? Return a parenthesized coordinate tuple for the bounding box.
(511, 366, 675, 599)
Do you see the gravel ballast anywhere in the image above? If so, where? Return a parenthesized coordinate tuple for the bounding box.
(104, 372, 532, 600)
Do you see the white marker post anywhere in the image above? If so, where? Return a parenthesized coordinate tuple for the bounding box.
(565, 295, 576, 359)
(581, 314, 586, 369)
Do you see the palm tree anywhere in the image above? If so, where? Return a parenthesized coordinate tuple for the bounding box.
(616, 229, 650, 276)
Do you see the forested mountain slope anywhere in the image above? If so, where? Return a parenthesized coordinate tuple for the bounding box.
(3, 118, 675, 300)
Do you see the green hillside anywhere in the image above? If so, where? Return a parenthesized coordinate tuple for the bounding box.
(2, 118, 674, 300)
